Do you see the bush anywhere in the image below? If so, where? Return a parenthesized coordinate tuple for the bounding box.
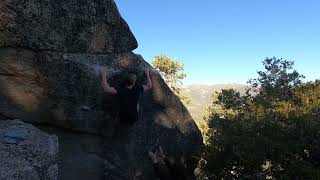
(199, 58, 320, 179)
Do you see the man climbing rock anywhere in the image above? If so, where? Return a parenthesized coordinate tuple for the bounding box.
(99, 67, 153, 125)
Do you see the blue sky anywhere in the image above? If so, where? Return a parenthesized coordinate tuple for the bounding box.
(115, 0, 320, 84)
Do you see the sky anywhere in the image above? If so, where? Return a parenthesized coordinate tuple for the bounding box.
(114, 0, 320, 84)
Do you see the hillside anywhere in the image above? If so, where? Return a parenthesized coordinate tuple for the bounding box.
(182, 84, 248, 121)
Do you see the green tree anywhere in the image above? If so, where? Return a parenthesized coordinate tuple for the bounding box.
(151, 55, 191, 104)
(216, 89, 244, 111)
(248, 57, 305, 107)
(199, 58, 320, 179)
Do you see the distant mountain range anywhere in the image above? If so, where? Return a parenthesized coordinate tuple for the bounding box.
(182, 84, 248, 121)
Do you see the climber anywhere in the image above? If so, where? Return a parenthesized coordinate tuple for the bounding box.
(99, 67, 153, 125)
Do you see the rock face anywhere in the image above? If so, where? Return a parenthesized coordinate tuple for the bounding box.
(0, 0, 202, 179)
(0, 0, 137, 53)
(0, 119, 59, 180)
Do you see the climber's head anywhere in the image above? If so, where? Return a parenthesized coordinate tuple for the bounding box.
(125, 73, 137, 87)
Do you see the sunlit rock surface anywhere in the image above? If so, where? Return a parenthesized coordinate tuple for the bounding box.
(0, 0, 137, 53)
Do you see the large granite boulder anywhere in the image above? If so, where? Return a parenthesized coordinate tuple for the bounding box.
(0, 0, 202, 179)
(0, 48, 202, 179)
(0, 119, 59, 180)
(0, 0, 137, 53)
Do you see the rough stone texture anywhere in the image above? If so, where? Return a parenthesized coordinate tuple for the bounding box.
(44, 128, 105, 180)
(0, 48, 202, 179)
(0, 0, 137, 53)
(0, 119, 59, 180)
(0, 48, 145, 135)
(0, 0, 202, 179)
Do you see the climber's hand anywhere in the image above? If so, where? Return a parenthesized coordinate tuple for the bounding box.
(158, 145, 165, 159)
(150, 68, 159, 75)
(144, 68, 150, 76)
(148, 151, 158, 163)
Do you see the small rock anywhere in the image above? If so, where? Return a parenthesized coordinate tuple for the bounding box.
(3, 128, 28, 142)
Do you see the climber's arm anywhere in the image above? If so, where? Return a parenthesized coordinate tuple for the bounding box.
(142, 69, 153, 93)
(100, 67, 117, 95)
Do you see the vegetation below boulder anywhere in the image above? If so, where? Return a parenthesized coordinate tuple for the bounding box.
(198, 58, 320, 179)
